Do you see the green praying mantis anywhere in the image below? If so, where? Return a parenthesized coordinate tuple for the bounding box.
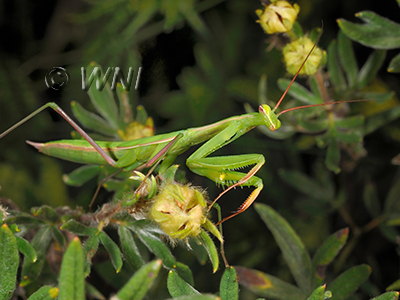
(0, 41, 367, 225)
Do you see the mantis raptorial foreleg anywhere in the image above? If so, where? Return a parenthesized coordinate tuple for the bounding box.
(187, 121, 265, 223)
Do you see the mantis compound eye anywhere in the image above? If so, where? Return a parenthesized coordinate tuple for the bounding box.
(259, 105, 281, 132)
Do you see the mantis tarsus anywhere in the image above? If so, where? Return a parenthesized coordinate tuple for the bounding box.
(0, 40, 367, 225)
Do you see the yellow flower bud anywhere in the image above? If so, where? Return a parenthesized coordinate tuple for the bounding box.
(118, 117, 154, 141)
(282, 36, 326, 75)
(149, 183, 221, 242)
(256, 1, 299, 34)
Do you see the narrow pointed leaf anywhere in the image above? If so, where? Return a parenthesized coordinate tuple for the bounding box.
(364, 105, 400, 135)
(85, 62, 119, 130)
(235, 266, 306, 299)
(254, 204, 312, 293)
(363, 182, 381, 217)
(85, 282, 105, 300)
(27, 286, 59, 300)
(388, 53, 400, 73)
(60, 220, 98, 236)
(328, 264, 371, 300)
(71, 101, 116, 137)
(31, 205, 58, 223)
(278, 169, 333, 201)
(312, 228, 349, 287)
(58, 237, 85, 300)
(198, 229, 219, 273)
(167, 270, 200, 298)
(21, 226, 53, 286)
(335, 116, 364, 128)
(62, 165, 101, 187)
(384, 176, 400, 213)
(116, 84, 134, 126)
(338, 31, 358, 88)
(99, 231, 123, 273)
(165, 296, 219, 300)
(118, 226, 145, 270)
(371, 292, 399, 300)
(133, 224, 194, 284)
(83, 235, 100, 277)
(116, 259, 162, 300)
(325, 138, 341, 174)
(306, 285, 327, 300)
(0, 224, 19, 300)
(327, 40, 347, 93)
(16, 236, 37, 263)
(358, 50, 386, 87)
(277, 79, 321, 105)
(220, 266, 238, 300)
(50, 225, 66, 248)
(338, 12, 400, 49)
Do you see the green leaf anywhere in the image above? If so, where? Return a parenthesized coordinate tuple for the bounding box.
(21, 226, 53, 286)
(364, 105, 400, 135)
(235, 266, 306, 300)
(167, 270, 200, 298)
(0, 224, 19, 300)
(31, 205, 58, 223)
(133, 223, 194, 285)
(306, 285, 327, 300)
(62, 165, 101, 187)
(371, 292, 399, 300)
(82, 235, 100, 277)
(99, 231, 123, 273)
(327, 40, 347, 93)
(358, 50, 386, 87)
(16, 236, 37, 263)
(27, 286, 59, 300)
(118, 226, 145, 270)
(254, 204, 312, 293)
(220, 266, 238, 300)
(388, 52, 400, 73)
(312, 228, 349, 287)
(336, 130, 362, 143)
(335, 115, 364, 128)
(85, 62, 120, 130)
(58, 237, 85, 300)
(50, 225, 66, 248)
(338, 12, 400, 49)
(328, 264, 371, 300)
(384, 175, 400, 213)
(71, 101, 116, 137)
(197, 229, 219, 273)
(60, 220, 98, 236)
(278, 169, 333, 201)
(85, 282, 105, 300)
(116, 259, 162, 300)
(277, 79, 321, 105)
(363, 181, 381, 217)
(338, 31, 358, 88)
(325, 137, 341, 174)
(165, 295, 219, 300)
(387, 278, 400, 291)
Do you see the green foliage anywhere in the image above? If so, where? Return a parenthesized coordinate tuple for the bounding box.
(0, 0, 400, 299)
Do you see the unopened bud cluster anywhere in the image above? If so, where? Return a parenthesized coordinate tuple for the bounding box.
(149, 182, 222, 242)
(256, 0, 325, 75)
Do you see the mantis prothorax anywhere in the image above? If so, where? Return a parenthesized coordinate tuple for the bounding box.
(0, 39, 367, 225)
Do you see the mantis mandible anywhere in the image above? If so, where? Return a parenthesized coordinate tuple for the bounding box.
(0, 40, 365, 224)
